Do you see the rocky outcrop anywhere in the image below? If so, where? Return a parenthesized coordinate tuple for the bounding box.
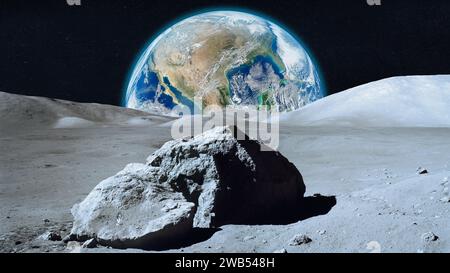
(70, 163, 196, 249)
(69, 126, 305, 249)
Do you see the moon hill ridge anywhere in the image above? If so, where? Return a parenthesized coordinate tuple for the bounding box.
(2, 75, 450, 131)
(282, 75, 450, 127)
(0, 92, 175, 133)
(1, 75, 450, 252)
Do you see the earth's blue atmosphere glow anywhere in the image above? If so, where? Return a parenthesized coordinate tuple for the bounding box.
(124, 10, 325, 115)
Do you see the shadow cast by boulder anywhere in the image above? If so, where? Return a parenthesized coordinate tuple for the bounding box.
(140, 228, 222, 251)
(137, 194, 336, 250)
(297, 194, 337, 222)
(217, 193, 337, 225)
(136, 194, 335, 250)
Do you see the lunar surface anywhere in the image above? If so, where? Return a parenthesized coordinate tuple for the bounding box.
(1, 75, 449, 253)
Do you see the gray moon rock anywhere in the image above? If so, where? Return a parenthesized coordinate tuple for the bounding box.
(69, 126, 305, 249)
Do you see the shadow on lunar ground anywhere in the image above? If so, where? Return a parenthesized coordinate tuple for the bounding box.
(141, 228, 222, 251)
(297, 194, 337, 222)
(141, 194, 336, 251)
(221, 193, 337, 225)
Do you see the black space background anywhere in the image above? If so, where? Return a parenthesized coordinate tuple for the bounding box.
(1, 0, 450, 106)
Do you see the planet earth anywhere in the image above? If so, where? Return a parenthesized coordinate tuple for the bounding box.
(124, 11, 324, 114)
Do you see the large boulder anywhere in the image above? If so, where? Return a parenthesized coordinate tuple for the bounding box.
(70, 163, 196, 249)
(69, 126, 305, 249)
